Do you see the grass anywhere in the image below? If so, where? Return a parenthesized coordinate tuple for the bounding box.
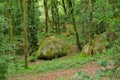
(8, 54, 91, 77)
(8, 53, 106, 77)
(37, 31, 77, 46)
(33, 55, 89, 73)
(8, 52, 112, 80)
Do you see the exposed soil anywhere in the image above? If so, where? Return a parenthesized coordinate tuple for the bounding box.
(9, 62, 111, 80)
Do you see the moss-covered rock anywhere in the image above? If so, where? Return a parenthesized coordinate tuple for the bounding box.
(81, 36, 106, 56)
(81, 44, 93, 56)
(35, 36, 70, 59)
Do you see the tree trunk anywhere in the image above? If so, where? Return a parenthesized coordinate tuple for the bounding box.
(62, 0, 67, 32)
(43, 0, 48, 33)
(68, 0, 81, 50)
(23, 0, 29, 69)
(62, 0, 67, 15)
(89, 0, 93, 45)
(51, 0, 55, 31)
(81, 3, 86, 36)
(55, 0, 60, 34)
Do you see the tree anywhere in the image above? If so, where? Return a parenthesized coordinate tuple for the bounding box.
(62, 0, 67, 15)
(67, 0, 81, 50)
(89, 0, 93, 45)
(54, 0, 60, 34)
(23, 0, 29, 68)
(43, 0, 48, 33)
(79, 0, 89, 36)
(50, 0, 60, 34)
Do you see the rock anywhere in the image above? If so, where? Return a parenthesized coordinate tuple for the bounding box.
(81, 44, 93, 56)
(81, 36, 106, 56)
(35, 36, 70, 59)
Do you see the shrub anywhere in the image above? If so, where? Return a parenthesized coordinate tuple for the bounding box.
(0, 56, 8, 80)
(29, 55, 36, 62)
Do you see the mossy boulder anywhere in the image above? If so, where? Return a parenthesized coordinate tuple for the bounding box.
(35, 36, 70, 59)
(81, 36, 106, 56)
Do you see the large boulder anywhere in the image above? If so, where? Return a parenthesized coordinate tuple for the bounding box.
(35, 36, 70, 59)
(81, 36, 106, 56)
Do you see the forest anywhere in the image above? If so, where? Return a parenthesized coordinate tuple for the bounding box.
(0, 0, 120, 80)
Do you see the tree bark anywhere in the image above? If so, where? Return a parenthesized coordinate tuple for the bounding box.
(51, 0, 55, 31)
(62, 0, 67, 15)
(89, 0, 93, 45)
(23, 0, 29, 69)
(55, 0, 60, 34)
(68, 0, 81, 50)
(43, 0, 48, 33)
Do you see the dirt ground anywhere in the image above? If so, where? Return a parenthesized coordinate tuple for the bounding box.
(9, 62, 109, 80)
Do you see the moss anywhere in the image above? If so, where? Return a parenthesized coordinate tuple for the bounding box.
(81, 44, 93, 56)
(81, 35, 107, 56)
(34, 36, 71, 59)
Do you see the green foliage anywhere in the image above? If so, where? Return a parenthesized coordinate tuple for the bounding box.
(72, 69, 115, 80)
(108, 37, 120, 66)
(29, 55, 36, 62)
(0, 0, 120, 79)
(0, 57, 8, 80)
(9, 54, 89, 75)
(27, 1, 40, 53)
(72, 71, 92, 80)
(0, 0, 5, 3)
(94, 70, 115, 80)
(0, 55, 19, 80)
(97, 59, 107, 67)
(0, 15, 8, 54)
(116, 67, 120, 78)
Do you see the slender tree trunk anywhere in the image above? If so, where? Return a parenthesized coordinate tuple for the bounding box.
(68, 0, 81, 50)
(62, 0, 67, 32)
(52, 0, 60, 34)
(89, 0, 93, 45)
(81, 6, 85, 36)
(62, 0, 67, 15)
(6, 0, 13, 43)
(51, 0, 55, 31)
(53, 1, 58, 33)
(43, 0, 48, 33)
(23, 0, 29, 69)
(55, 0, 60, 34)
(67, 0, 71, 18)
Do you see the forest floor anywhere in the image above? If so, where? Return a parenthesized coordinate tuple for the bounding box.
(8, 43, 115, 80)
(8, 54, 114, 80)
(9, 62, 103, 80)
